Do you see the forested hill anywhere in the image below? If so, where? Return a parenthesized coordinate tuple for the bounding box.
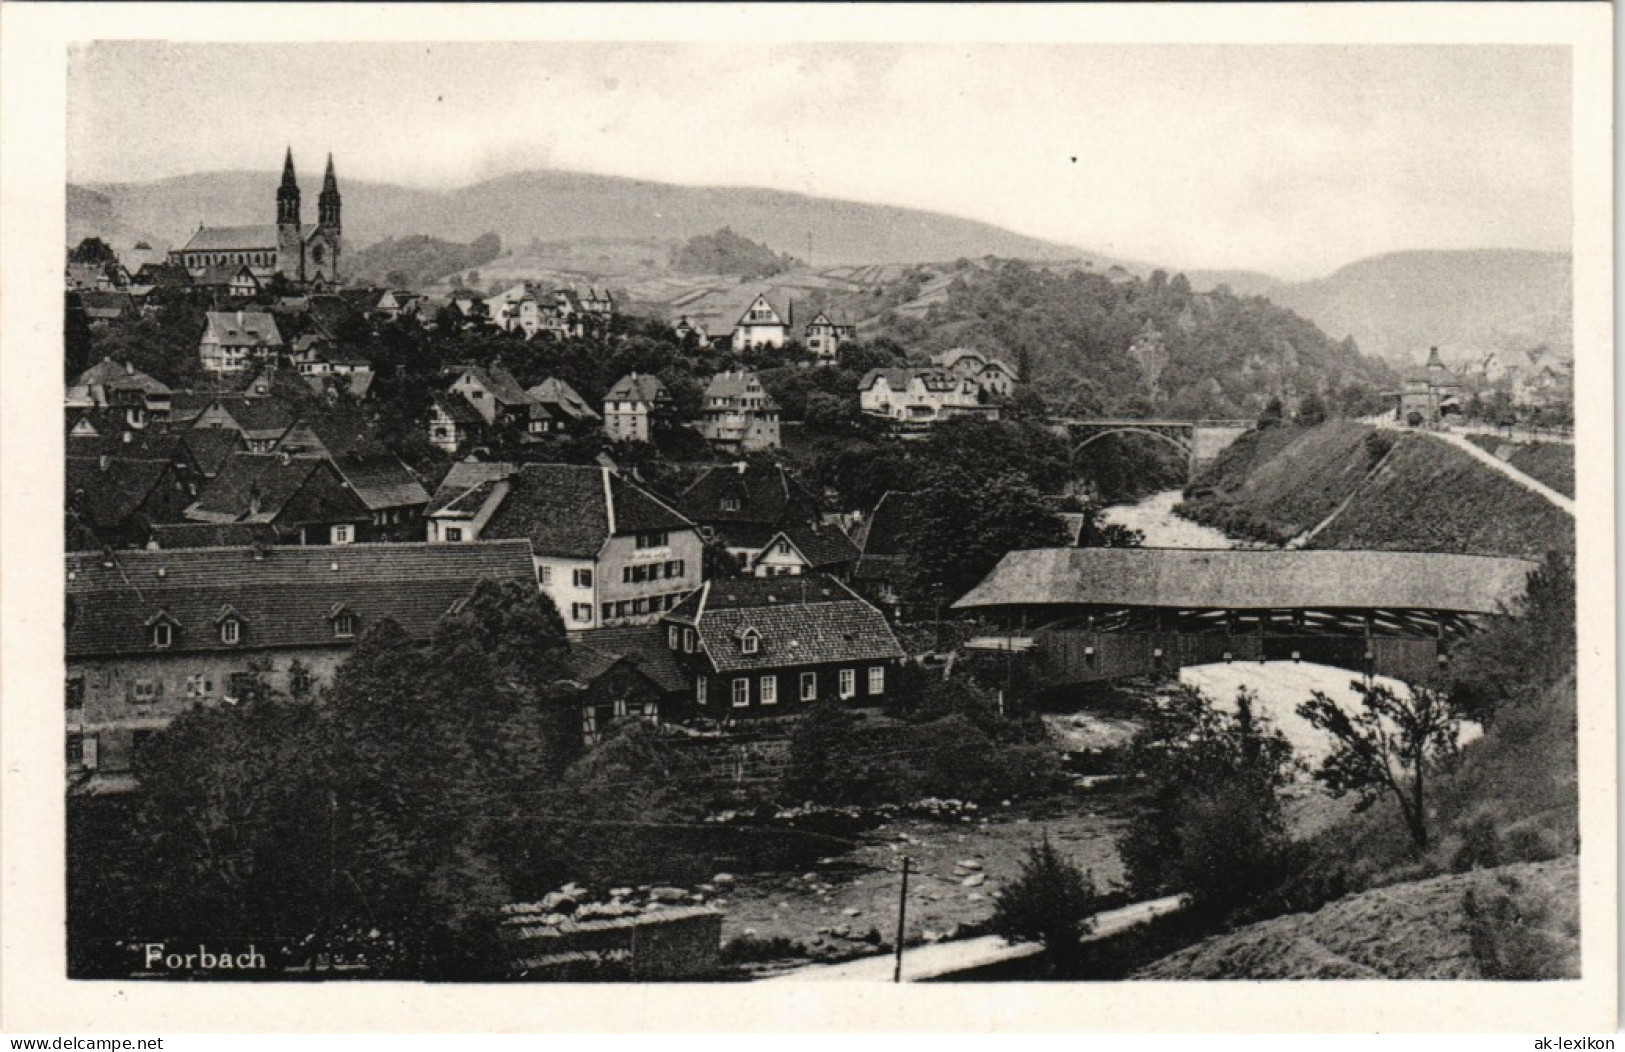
(347, 233, 502, 288)
(875, 261, 1397, 420)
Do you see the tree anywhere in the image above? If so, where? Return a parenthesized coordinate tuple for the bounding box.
(1120, 687, 1297, 912)
(991, 837, 1100, 963)
(69, 237, 119, 266)
(1447, 553, 1574, 721)
(1257, 396, 1285, 429)
(900, 470, 1070, 602)
(1296, 392, 1328, 426)
(1298, 680, 1461, 850)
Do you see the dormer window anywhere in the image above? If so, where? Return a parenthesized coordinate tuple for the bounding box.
(220, 618, 241, 645)
(739, 628, 760, 655)
(330, 604, 357, 639)
(152, 622, 172, 649)
(721, 498, 740, 512)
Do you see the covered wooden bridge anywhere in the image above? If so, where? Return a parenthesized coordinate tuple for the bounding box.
(952, 548, 1537, 684)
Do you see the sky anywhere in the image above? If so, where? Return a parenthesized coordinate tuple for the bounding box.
(67, 41, 1571, 279)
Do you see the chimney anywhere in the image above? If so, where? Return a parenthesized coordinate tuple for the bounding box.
(236, 310, 245, 328)
(248, 483, 262, 518)
(125, 361, 134, 375)
(121, 429, 132, 444)
(98, 454, 110, 472)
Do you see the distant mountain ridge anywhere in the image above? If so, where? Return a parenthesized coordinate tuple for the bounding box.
(70, 167, 1085, 267)
(1262, 249, 1572, 366)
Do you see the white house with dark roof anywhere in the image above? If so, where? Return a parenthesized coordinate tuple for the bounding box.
(930, 347, 1020, 398)
(476, 464, 702, 631)
(858, 366, 994, 428)
(698, 369, 781, 452)
(730, 293, 790, 353)
(198, 310, 285, 375)
(661, 575, 904, 718)
(748, 523, 860, 579)
(803, 310, 855, 363)
(64, 541, 536, 791)
(602, 372, 674, 444)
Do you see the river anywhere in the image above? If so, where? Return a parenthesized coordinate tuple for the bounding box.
(1099, 489, 1238, 549)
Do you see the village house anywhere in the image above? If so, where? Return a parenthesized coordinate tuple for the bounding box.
(66, 358, 173, 429)
(64, 540, 536, 792)
(602, 372, 674, 444)
(660, 575, 905, 718)
(527, 377, 601, 427)
(73, 290, 140, 328)
(561, 624, 688, 745)
(66, 449, 197, 552)
(198, 310, 286, 375)
(849, 490, 918, 612)
(190, 395, 299, 452)
(1391, 347, 1466, 427)
(473, 464, 703, 631)
(748, 523, 861, 580)
(803, 310, 856, 363)
(930, 347, 1020, 398)
(182, 451, 373, 545)
(272, 412, 431, 537)
(428, 390, 487, 454)
(697, 369, 782, 452)
(858, 366, 996, 429)
(676, 461, 825, 569)
(448, 363, 535, 427)
(424, 460, 516, 544)
(729, 294, 791, 352)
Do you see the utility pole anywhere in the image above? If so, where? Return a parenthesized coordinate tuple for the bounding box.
(893, 856, 910, 983)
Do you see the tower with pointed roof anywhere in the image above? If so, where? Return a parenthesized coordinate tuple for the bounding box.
(275, 148, 305, 284)
(313, 154, 342, 284)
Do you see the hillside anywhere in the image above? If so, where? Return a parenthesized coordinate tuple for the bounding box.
(869, 260, 1396, 420)
(1177, 421, 1386, 545)
(1134, 856, 1578, 980)
(347, 232, 502, 288)
(1310, 432, 1573, 559)
(1180, 423, 1575, 559)
(70, 168, 1084, 267)
(1264, 250, 1572, 367)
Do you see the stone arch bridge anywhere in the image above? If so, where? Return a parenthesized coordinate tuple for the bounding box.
(1049, 418, 1253, 478)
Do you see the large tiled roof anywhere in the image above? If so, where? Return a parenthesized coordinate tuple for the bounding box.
(528, 378, 600, 421)
(852, 491, 917, 584)
(180, 428, 247, 478)
(66, 457, 174, 533)
(432, 390, 485, 426)
(567, 624, 689, 694)
(669, 576, 903, 674)
(200, 396, 299, 436)
(66, 428, 188, 466)
(186, 453, 368, 525)
(203, 311, 283, 348)
(179, 224, 313, 252)
(480, 465, 693, 558)
(429, 460, 516, 505)
(760, 523, 860, 570)
(676, 462, 823, 529)
(702, 369, 779, 409)
(457, 364, 533, 406)
(951, 548, 1539, 615)
(77, 292, 138, 320)
(858, 366, 962, 393)
(335, 451, 430, 512)
(74, 358, 171, 395)
(65, 540, 537, 659)
(148, 522, 287, 548)
(604, 373, 670, 404)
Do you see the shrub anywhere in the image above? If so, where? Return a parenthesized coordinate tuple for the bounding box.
(992, 837, 1100, 961)
(719, 933, 807, 964)
(1462, 873, 1577, 980)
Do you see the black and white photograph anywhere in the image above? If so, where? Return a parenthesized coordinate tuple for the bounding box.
(0, 1, 1613, 1036)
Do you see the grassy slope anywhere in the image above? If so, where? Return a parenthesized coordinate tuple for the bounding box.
(1178, 421, 1380, 545)
(1133, 856, 1577, 980)
(1310, 434, 1574, 558)
(1463, 435, 1575, 499)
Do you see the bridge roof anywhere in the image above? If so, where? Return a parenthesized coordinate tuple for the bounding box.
(952, 548, 1538, 615)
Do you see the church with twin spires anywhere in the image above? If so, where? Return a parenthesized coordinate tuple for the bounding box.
(168, 148, 343, 288)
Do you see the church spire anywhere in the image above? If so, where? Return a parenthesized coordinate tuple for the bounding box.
(277, 147, 301, 227)
(318, 152, 341, 234)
